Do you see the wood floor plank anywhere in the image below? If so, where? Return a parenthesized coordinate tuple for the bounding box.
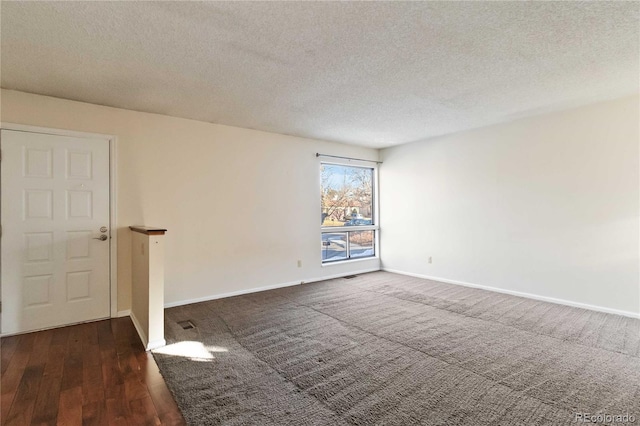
(1, 318, 185, 426)
(98, 320, 123, 400)
(56, 387, 83, 426)
(29, 330, 54, 368)
(1, 389, 18, 425)
(81, 400, 107, 426)
(31, 328, 68, 424)
(114, 323, 149, 404)
(31, 373, 62, 425)
(3, 365, 42, 425)
(96, 321, 115, 346)
(123, 375, 149, 404)
(45, 328, 71, 381)
(1, 337, 19, 375)
(1, 334, 36, 422)
(43, 344, 67, 382)
(2, 334, 36, 391)
(50, 327, 71, 347)
(29, 331, 61, 426)
(147, 381, 186, 426)
(3, 397, 36, 426)
(60, 327, 84, 392)
(129, 396, 161, 426)
(105, 384, 130, 426)
(100, 345, 124, 400)
(82, 323, 105, 405)
(135, 352, 185, 426)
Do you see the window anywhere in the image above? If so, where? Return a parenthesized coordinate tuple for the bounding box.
(321, 163, 377, 263)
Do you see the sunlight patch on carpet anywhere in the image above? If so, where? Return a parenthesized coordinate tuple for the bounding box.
(154, 341, 227, 362)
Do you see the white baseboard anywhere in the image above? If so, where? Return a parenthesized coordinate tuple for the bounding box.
(146, 339, 167, 351)
(116, 309, 131, 318)
(129, 311, 150, 350)
(164, 268, 380, 309)
(382, 268, 640, 319)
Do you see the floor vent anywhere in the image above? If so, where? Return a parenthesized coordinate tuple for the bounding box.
(177, 320, 196, 330)
(343, 275, 358, 279)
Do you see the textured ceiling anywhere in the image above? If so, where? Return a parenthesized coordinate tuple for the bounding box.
(2, 1, 638, 148)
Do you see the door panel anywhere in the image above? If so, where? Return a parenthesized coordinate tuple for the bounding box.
(1, 129, 110, 334)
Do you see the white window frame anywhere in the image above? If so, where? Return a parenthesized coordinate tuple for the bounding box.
(320, 159, 380, 264)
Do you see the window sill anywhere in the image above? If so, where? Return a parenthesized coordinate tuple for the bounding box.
(321, 256, 379, 267)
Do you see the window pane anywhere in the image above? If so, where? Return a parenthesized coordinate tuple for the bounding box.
(349, 231, 374, 258)
(321, 164, 373, 227)
(321, 232, 347, 262)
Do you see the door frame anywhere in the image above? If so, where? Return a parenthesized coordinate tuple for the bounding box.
(1, 122, 119, 321)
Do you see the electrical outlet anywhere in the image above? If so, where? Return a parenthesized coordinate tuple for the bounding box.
(297, 260, 302, 268)
(428, 256, 432, 264)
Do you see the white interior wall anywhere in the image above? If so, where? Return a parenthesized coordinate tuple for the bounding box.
(3, 89, 637, 317)
(1, 89, 380, 311)
(131, 231, 150, 336)
(380, 95, 640, 316)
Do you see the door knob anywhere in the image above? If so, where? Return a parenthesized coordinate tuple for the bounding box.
(93, 234, 108, 241)
(100, 227, 108, 233)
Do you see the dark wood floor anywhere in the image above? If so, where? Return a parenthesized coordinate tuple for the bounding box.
(1, 317, 185, 425)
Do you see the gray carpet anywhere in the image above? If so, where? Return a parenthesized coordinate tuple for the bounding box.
(153, 271, 640, 425)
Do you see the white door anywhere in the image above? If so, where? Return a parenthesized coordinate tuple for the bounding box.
(1, 129, 111, 335)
